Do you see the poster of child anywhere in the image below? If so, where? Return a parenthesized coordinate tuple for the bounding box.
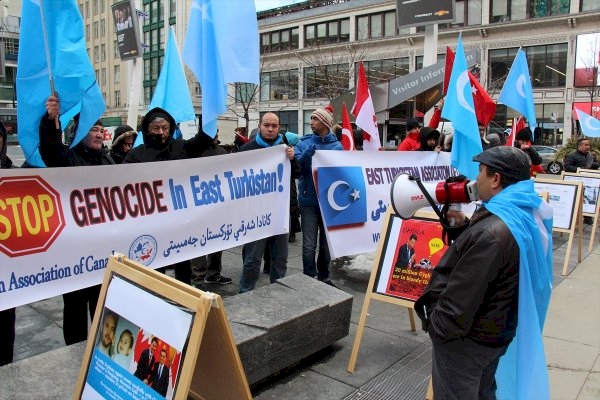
(111, 316, 139, 371)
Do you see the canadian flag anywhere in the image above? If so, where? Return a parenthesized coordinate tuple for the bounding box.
(351, 62, 382, 151)
(341, 103, 355, 150)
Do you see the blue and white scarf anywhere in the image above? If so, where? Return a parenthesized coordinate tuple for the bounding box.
(484, 179, 553, 400)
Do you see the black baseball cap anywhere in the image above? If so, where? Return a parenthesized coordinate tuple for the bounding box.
(473, 146, 531, 181)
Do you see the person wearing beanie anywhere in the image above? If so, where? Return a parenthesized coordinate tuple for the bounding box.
(295, 105, 343, 287)
(110, 125, 137, 164)
(418, 127, 442, 152)
(123, 107, 215, 285)
(514, 127, 543, 176)
(39, 94, 115, 346)
(398, 118, 421, 151)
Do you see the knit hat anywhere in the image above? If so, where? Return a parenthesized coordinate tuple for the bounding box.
(311, 105, 334, 129)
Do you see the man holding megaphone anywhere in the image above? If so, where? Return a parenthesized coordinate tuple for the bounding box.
(413, 146, 553, 400)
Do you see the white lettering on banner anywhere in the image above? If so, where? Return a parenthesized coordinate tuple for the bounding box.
(0, 146, 290, 310)
(312, 150, 458, 259)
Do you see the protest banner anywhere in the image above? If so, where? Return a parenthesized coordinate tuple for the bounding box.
(0, 146, 290, 310)
(312, 150, 456, 258)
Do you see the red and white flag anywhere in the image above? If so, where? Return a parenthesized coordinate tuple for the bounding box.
(351, 62, 381, 151)
(506, 116, 524, 147)
(341, 103, 355, 150)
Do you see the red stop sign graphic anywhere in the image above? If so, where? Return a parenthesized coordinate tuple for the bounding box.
(0, 176, 65, 257)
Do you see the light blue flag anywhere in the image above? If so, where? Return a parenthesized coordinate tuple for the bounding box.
(441, 34, 482, 180)
(499, 49, 537, 138)
(484, 180, 553, 400)
(17, 0, 105, 167)
(182, 0, 259, 137)
(133, 130, 144, 148)
(149, 27, 195, 124)
(575, 108, 600, 137)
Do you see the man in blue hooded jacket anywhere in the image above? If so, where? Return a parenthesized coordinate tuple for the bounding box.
(294, 105, 343, 287)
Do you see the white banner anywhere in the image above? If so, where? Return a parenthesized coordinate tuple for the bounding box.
(0, 146, 290, 310)
(312, 150, 456, 258)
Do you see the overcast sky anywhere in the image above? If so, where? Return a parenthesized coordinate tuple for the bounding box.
(254, 0, 304, 12)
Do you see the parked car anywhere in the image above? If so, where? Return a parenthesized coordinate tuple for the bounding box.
(532, 145, 563, 174)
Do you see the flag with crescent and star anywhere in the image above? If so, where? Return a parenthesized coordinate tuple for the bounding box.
(441, 34, 482, 180)
(317, 166, 367, 228)
(575, 108, 600, 137)
(499, 49, 537, 138)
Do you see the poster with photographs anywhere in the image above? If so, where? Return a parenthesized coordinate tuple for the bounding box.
(374, 214, 448, 302)
(111, 0, 142, 60)
(534, 180, 579, 230)
(563, 173, 600, 216)
(82, 275, 193, 400)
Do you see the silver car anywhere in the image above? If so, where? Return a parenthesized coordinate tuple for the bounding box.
(532, 145, 563, 174)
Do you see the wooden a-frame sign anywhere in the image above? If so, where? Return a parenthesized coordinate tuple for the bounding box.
(562, 172, 600, 252)
(534, 178, 584, 275)
(348, 210, 418, 374)
(73, 255, 251, 400)
(348, 210, 444, 399)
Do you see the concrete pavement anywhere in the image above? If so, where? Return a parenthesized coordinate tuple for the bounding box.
(2, 224, 599, 399)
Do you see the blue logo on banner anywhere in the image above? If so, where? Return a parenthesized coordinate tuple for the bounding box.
(317, 166, 367, 227)
(129, 235, 158, 266)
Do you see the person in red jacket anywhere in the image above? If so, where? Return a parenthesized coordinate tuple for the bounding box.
(398, 118, 421, 151)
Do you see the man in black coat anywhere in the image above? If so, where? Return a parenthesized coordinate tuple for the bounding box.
(0, 120, 15, 366)
(565, 138, 599, 172)
(149, 349, 170, 396)
(39, 94, 115, 345)
(124, 108, 213, 284)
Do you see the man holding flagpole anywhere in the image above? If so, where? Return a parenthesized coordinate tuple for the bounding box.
(39, 94, 114, 346)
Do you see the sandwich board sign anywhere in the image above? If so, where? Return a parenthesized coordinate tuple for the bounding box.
(74, 255, 251, 400)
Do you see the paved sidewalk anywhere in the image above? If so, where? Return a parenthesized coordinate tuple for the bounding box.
(2, 225, 599, 399)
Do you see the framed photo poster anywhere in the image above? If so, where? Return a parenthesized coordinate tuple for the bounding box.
(374, 213, 448, 301)
(75, 255, 252, 400)
(562, 172, 600, 216)
(534, 179, 580, 231)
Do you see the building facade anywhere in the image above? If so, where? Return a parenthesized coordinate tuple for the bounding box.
(249, 0, 600, 146)
(4, 0, 600, 146)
